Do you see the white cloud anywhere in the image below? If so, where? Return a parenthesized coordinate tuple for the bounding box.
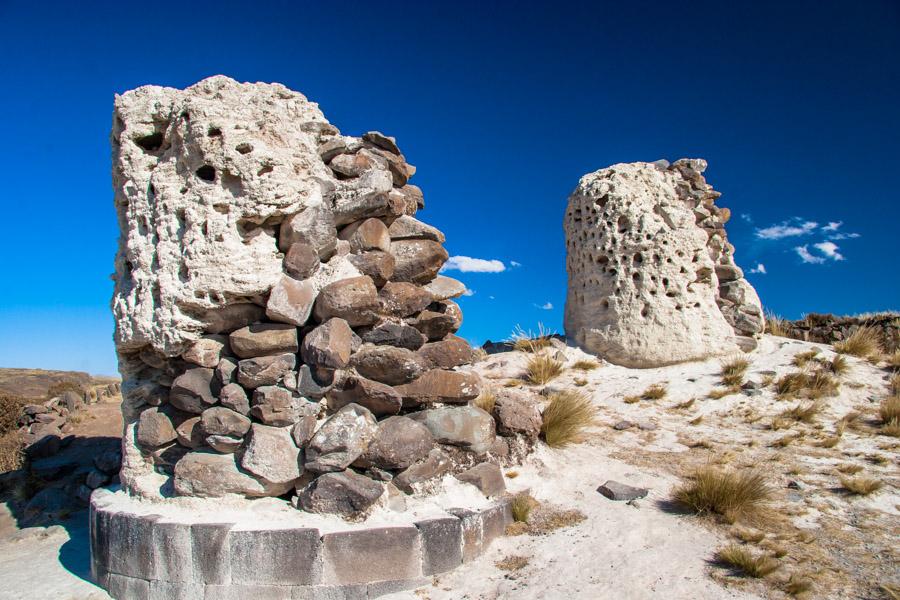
(441, 256, 506, 273)
(822, 221, 842, 232)
(740, 213, 753, 223)
(795, 245, 826, 264)
(813, 241, 844, 261)
(510, 260, 522, 268)
(488, 295, 495, 300)
(829, 232, 861, 240)
(462, 288, 475, 297)
(749, 263, 767, 274)
(756, 219, 819, 240)
(535, 302, 553, 310)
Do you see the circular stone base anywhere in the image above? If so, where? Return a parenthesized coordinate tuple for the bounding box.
(90, 488, 513, 599)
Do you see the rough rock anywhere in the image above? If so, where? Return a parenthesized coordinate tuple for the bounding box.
(296, 364, 334, 399)
(279, 204, 338, 259)
(492, 388, 542, 438)
(347, 251, 395, 287)
(136, 408, 177, 448)
(338, 218, 391, 253)
(360, 321, 426, 350)
(409, 405, 496, 453)
(304, 403, 378, 473)
(313, 276, 380, 326)
(356, 416, 434, 470)
(236, 353, 296, 389)
(265, 275, 317, 326)
(387, 215, 446, 243)
(351, 344, 428, 385)
(393, 369, 481, 405)
(455, 463, 505, 497)
(206, 435, 243, 453)
(218, 382, 250, 415)
(282, 242, 320, 280)
(182, 335, 229, 368)
(169, 368, 217, 414)
(175, 417, 205, 449)
(229, 323, 298, 358)
(377, 281, 433, 317)
(389, 240, 448, 283)
(251, 386, 315, 427)
(203, 304, 267, 335)
(326, 375, 402, 416)
(173, 451, 292, 498)
(200, 406, 252, 438)
(597, 480, 649, 501)
(215, 357, 238, 386)
(301, 318, 352, 369)
(563, 161, 741, 367)
(240, 424, 302, 484)
(297, 469, 383, 516)
(418, 336, 474, 369)
(291, 415, 318, 447)
(393, 449, 452, 494)
(112, 76, 334, 357)
(363, 131, 401, 155)
(422, 275, 466, 300)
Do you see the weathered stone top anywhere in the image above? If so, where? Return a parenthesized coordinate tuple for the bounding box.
(113, 76, 349, 356)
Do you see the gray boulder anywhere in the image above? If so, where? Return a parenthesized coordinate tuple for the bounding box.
(305, 403, 378, 473)
(169, 367, 217, 414)
(200, 407, 252, 438)
(350, 344, 427, 385)
(297, 470, 383, 517)
(229, 323, 299, 358)
(218, 383, 250, 415)
(174, 451, 293, 498)
(301, 318, 352, 369)
(251, 386, 315, 427)
(240, 424, 302, 485)
(597, 480, 649, 501)
(356, 416, 434, 470)
(136, 407, 177, 448)
(312, 276, 380, 326)
(326, 375, 402, 417)
(409, 405, 496, 454)
(237, 353, 296, 389)
(393, 449, 452, 494)
(455, 463, 505, 498)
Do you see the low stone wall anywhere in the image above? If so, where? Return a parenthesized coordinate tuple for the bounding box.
(90, 488, 512, 599)
(782, 313, 899, 352)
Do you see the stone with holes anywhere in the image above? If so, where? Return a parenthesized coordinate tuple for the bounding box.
(304, 403, 378, 473)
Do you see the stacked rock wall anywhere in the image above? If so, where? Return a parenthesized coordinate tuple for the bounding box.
(563, 159, 764, 367)
(784, 313, 900, 352)
(112, 77, 508, 516)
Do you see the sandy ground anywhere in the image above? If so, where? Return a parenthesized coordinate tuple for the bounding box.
(1, 335, 897, 599)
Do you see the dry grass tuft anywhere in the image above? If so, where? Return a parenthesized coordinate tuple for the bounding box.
(835, 411, 861, 436)
(720, 357, 751, 387)
(817, 436, 840, 449)
(688, 415, 704, 426)
(641, 384, 667, 400)
(472, 347, 488, 363)
(708, 386, 741, 400)
(731, 527, 765, 543)
(839, 475, 883, 496)
(791, 349, 820, 368)
(879, 396, 900, 437)
(540, 390, 597, 448)
(671, 398, 696, 411)
(836, 463, 864, 475)
(765, 311, 791, 338)
(784, 572, 815, 597)
(824, 354, 850, 376)
(573, 377, 588, 387)
(778, 402, 822, 424)
(511, 323, 554, 353)
(774, 369, 839, 400)
(672, 467, 771, 522)
(511, 492, 537, 523)
(474, 387, 496, 413)
(505, 470, 519, 479)
(834, 325, 883, 358)
(804, 370, 839, 399)
(884, 350, 900, 370)
(503, 379, 523, 388)
(0, 393, 29, 436)
(714, 544, 780, 577)
(774, 372, 808, 398)
(881, 583, 900, 600)
(623, 395, 640, 404)
(524, 353, 564, 385)
(890, 373, 900, 396)
(571, 359, 599, 371)
(0, 431, 24, 473)
(495, 555, 530, 571)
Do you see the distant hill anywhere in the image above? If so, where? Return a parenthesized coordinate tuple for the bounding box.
(0, 368, 119, 399)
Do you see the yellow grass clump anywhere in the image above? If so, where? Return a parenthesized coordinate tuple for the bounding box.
(778, 402, 822, 424)
(511, 323, 554, 353)
(834, 325, 883, 358)
(540, 390, 597, 448)
(571, 359, 599, 371)
(672, 467, 771, 522)
(641, 384, 667, 400)
(765, 311, 791, 338)
(525, 353, 564, 385)
(720, 357, 750, 387)
(878, 395, 900, 437)
(511, 492, 537, 523)
(714, 544, 780, 577)
(474, 387, 496, 413)
(791, 349, 820, 368)
(839, 475, 883, 496)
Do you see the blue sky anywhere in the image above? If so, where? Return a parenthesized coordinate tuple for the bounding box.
(0, 1, 897, 376)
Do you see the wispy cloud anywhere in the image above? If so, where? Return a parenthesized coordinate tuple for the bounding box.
(749, 263, 767, 274)
(821, 221, 861, 240)
(441, 256, 506, 273)
(740, 213, 753, 223)
(535, 302, 553, 310)
(756, 218, 819, 240)
(813, 241, 844, 261)
(510, 260, 522, 268)
(795, 245, 826, 264)
(461, 288, 475, 297)
(822, 221, 842, 232)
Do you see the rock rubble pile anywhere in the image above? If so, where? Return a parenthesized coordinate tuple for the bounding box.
(112, 77, 527, 517)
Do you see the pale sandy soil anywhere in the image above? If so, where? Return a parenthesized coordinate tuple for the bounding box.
(2, 336, 897, 599)
(393, 335, 898, 600)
